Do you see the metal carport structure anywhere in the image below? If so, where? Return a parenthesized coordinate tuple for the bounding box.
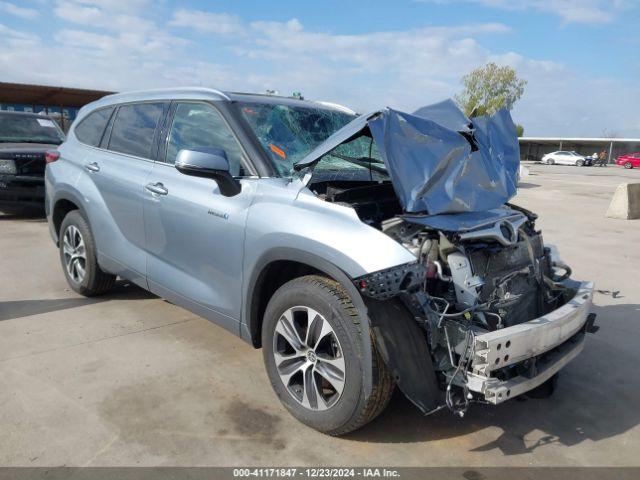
(519, 137, 640, 164)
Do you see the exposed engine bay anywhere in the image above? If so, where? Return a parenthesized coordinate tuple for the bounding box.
(313, 179, 596, 416)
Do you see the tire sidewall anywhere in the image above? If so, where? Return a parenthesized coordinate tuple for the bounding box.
(262, 278, 367, 433)
(59, 210, 99, 295)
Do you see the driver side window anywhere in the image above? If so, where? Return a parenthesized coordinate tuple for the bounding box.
(165, 102, 248, 177)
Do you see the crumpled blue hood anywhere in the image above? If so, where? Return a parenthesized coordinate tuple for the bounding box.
(295, 99, 520, 215)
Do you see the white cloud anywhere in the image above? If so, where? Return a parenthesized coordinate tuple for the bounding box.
(416, 0, 637, 24)
(0, 1, 39, 19)
(169, 9, 244, 36)
(54, 0, 155, 32)
(0, 5, 637, 137)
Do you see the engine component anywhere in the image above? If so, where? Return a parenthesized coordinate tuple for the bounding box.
(447, 251, 485, 308)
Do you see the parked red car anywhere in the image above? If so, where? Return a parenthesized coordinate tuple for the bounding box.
(616, 152, 640, 169)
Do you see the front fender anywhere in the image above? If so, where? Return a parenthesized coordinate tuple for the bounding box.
(242, 246, 375, 398)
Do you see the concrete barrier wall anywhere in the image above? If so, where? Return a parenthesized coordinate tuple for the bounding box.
(606, 183, 640, 220)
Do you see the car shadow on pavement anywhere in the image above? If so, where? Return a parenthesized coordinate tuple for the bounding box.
(517, 182, 541, 189)
(0, 209, 46, 220)
(0, 281, 156, 321)
(346, 302, 640, 455)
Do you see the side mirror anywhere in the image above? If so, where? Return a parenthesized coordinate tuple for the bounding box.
(175, 147, 241, 197)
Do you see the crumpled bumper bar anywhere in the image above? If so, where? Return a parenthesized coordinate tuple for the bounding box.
(466, 280, 594, 404)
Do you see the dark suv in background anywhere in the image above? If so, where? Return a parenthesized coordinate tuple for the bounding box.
(0, 111, 65, 214)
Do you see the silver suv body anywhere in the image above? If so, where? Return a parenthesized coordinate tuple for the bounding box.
(46, 88, 596, 435)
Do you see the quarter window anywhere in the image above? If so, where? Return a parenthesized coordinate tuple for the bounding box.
(74, 107, 114, 147)
(165, 102, 247, 176)
(108, 103, 164, 159)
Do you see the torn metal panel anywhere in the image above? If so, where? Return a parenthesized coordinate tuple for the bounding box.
(368, 107, 519, 214)
(295, 100, 520, 215)
(403, 207, 524, 232)
(412, 98, 472, 133)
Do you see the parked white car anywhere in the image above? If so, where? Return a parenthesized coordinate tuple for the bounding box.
(541, 151, 588, 166)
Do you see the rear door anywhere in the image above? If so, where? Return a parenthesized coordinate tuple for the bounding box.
(81, 102, 167, 286)
(143, 101, 258, 333)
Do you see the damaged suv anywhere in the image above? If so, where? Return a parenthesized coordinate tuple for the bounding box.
(46, 88, 597, 435)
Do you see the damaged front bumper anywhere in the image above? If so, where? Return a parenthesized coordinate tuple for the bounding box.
(465, 280, 595, 404)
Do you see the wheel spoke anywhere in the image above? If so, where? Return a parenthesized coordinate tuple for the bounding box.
(312, 373, 330, 410)
(75, 259, 86, 280)
(71, 258, 80, 281)
(301, 366, 318, 410)
(76, 239, 86, 259)
(314, 356, 345, 395)
(306, 310, 333, 350)
(69, 226, 79, 248)
(62, 237, 74, 257)
(276, 356, 307, 386)
(275, 310, 304, 352)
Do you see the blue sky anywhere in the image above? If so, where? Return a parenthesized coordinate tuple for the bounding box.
(1, 0, 638, 136)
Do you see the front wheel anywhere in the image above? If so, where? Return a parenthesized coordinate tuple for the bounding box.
(546, 158, 555, 165)
(59, 210, 115, 296)
(576, 159, 585, 167)
(262, 275, 394, 435)
(624, 162, 633, 169)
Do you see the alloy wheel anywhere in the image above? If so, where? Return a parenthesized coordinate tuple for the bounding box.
(62, 225, 87, 283)
(272, 306, 346, 411)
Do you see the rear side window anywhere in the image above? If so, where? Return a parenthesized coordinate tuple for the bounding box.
(74, 107, 113, 146)
(108, 103, 164, 159)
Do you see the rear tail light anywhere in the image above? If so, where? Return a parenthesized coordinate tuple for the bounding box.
(45, 150, 60, 163)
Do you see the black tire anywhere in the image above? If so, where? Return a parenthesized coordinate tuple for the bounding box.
(624, 162, 633, 169)
(547, 158, 554, 165)
(576, 159, 584, 167)
(59, 210, 115, 296)
(262, 275, 394, 435)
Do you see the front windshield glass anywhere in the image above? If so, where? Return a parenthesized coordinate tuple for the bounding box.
(239, 101, 356, 176)
(0, 114, 65, 144)
(312, 134, 389, 182)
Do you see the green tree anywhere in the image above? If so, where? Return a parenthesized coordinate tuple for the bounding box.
(455, 62, 527, 118)
(515, 124, 524, 137)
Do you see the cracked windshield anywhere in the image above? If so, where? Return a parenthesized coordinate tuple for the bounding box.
(239, 102, 388, 179)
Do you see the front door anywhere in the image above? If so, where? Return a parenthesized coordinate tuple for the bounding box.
(144, 101, 257, 334)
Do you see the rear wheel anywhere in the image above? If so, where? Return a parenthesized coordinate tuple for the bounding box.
(624, 161, 633, 169)
(59, 210, 115, 296)
(262, 275, 394, 435)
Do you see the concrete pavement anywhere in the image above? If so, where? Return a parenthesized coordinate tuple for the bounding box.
(1, 164, 639, 466)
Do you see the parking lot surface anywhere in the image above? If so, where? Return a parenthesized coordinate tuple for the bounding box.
(1, 164, 639, 466)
